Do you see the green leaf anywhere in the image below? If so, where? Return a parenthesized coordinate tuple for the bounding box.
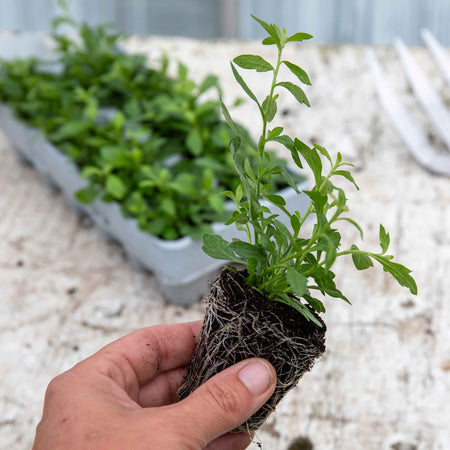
(290, 214, 300, 235)
(268, 127, 283, 139)
(106, 174, 127, 200)
(251, 15, 281, 48)
(202, 233, 241, 263)
(246, 257, 257, 280)
(303, 294, 326, 313)
(235, 185, 243, 203)
(229, 135, 241, 154)
(325, 239, 337, 268)
(177, 62, 188, 80)
(336, 188, 347, 209)
(351, 245, 374, 270)
(282, 61, 311, 85)
(49, 121, 91, 143)
(264, 194, 286, 208)
(99, 146, 128, 168)
(80, 166, 103, 179)
(269, 134, 295, 151)
(270, 135, 303, 168)
(233, 54, 274, 72)
(272, 295, 313, 324)
(262, 36, 276, 46)
(198, 75, 218, 95)
(286, 266, 307, 297)
(160, 197, 177, 217)
(286, 32, 313, 43)
(222, 190, 235, 201)
(220, 98, 240, 134)
(333, 170, 359, 190)
(244, 158, 257, 181)
(273, 219, 291, 250)
(379, 224, 390, 253)
(123, 191, 146, 215)
(274, 294, 323, 326)
(304, 190, 327, 214)
(282, 167, 301, 193)
(313, 143, 332, 163)
(310, 267, 351, 303)
(230, 63, 260, 105)
(229, 240, 266, 260)
(262, 95, 277, 122)
(337, 217, 364, 239)
(372, 254, 417, 295)
(75, 185, 100, 204)
(324, 287, 351, 304)
(186, 128, 203, 155)
(112, 112, 125, 132)
(261, 165, 283, 177)
(315, 229, 341, 252)
(320, 177, 334, 195)
(295, 139, 322, 184)
(225, 210, 249, 226)
(231, 151, 245, 180)
(276, 81, 310, 106)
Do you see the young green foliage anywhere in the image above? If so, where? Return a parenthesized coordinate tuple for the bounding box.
(202, 16, 417, 326)
(0, 13, 303, 241)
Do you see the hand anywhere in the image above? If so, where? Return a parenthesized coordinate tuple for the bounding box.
(33, 321, 277, 449)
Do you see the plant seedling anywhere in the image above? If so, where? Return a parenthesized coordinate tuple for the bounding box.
(178, 15, 417, 432)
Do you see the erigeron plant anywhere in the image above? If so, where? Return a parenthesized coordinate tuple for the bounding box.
(178, 15, 417, 432)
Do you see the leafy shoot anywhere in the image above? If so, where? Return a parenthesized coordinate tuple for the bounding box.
(202, 16, 417, 326)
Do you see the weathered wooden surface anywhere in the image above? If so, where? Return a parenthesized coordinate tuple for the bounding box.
(0, 37, 449, 449)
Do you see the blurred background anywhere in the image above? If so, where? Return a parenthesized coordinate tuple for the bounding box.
(0, 0, 450, 44)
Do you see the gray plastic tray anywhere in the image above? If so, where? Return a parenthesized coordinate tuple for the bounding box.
(0, 33, 310, 303)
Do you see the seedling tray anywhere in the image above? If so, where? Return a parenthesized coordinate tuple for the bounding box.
(0, 34, 310, 303)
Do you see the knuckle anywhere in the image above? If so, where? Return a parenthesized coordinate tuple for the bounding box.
(45, 375, 64, 396)
(44, 373, 71, 400)
(204, 381, 242, 416)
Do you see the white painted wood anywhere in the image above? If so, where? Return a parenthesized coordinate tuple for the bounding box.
(366, 48, 450, 176)
(1, 36, 449, 450)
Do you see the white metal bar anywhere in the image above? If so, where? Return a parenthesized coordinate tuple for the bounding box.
(366, 48, 450, 176)
(421, 28, 450, 87)
(394, 38, 450, 150)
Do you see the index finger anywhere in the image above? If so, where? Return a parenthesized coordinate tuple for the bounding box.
(83, 321, 202, 391)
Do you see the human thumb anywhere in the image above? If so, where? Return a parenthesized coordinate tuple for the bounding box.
(174, 358, 276, 446)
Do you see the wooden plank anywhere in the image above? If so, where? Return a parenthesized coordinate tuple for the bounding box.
(1, 37, 449, 450)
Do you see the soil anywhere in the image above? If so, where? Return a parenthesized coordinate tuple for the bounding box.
(178, 268, 326, 432)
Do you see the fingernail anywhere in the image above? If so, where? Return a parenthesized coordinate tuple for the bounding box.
(238, 360, 272, 396)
